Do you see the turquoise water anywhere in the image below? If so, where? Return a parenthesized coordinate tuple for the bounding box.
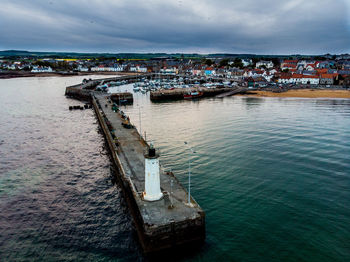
(124, 89, 350, 262)
(0, 77, 350, 261)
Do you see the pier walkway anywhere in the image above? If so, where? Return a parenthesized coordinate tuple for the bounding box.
(215, 87, 248, 98)
(92, 93, 205, 253)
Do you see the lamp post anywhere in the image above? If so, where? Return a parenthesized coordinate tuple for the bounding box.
(184, 142, 196, 205)
(138, 104, 142, 139)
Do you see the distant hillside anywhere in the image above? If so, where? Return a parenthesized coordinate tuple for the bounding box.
(0, 50, 317, 60)
(0, 50, 199, 59)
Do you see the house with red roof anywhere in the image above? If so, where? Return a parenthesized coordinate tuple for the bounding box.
(278, 73, 319, 85)
(281, 59, 297, 69)
(281, 63, 297, 70)
(256, 60, 274, 69)
(278, 74, 291, 84)
(290, 74, 319, 85)
(305, 63, 316, 71)
(204, 67, 216, 76)
(316, 69, 329, 75)
(160, 66, 178, 75)
(320, 74, 334, 85)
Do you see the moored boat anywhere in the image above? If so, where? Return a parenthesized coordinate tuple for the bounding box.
(184, 90, 203, 99)
(133, 85, 140, 92)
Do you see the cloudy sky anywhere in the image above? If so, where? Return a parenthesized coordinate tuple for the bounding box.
(0, 0, 349, 54)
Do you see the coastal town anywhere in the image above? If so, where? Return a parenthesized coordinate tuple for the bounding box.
(1, 53, 350, 90)
(2, 0, 350, 260)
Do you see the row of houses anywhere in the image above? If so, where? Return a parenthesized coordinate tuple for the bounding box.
(0, 61, 54, 72)
(1, 57, 350, 87)
(31, 66, 54, 73)
(277, 73, 350, 85)
(0, 61, 32, 70)
(90, 65, 124, 72)
(281, 59, 350, 71)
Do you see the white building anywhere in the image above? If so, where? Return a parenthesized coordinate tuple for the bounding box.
(31, 66, 53, 73)
(269, 69, 278, 75)
(262, 71, 273, 82)
(278, 74, 319, 85)
(114, 66, 124, 72)
(297, 60, 309, 68)
(129, 66, 147, 73)
(191, 69, 202, 76)
(91, 66, 121, 72)
(242, 59, 252, 67)
(160, 67, 178, 75)
(256, 61, 274, 69)
(138, 67, 148, 73)
(278, 76, 291, 84)
(7, 64, 16, 70)
(305, 64, 316, 71)
(77, 65, 89, 72)
(297, 75, 319, 85)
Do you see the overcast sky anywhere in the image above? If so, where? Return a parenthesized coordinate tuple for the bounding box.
(0, 0, 349, 54)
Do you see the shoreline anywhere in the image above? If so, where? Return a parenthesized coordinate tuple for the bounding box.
(240, 89, 350, 99)
(0, 71, 139, 79)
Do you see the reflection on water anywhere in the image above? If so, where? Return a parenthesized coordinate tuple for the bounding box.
(0, 76, 141, 261)
(241, 96, 264, 110)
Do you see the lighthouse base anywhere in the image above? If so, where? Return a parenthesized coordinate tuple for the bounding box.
(143, 192, 163, 202)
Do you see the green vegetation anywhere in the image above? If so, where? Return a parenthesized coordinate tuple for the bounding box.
(33, 60, 76, 71)
(219, 59, 229, 67)
(231, 58, 243, 68)
(204, 59, 214, 66)
(0, 50, 324, 61)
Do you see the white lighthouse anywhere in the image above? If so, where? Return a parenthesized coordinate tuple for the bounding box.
(143, 144, 163, 201)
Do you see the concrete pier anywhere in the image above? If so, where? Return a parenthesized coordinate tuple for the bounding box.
(215, 87, 249, 98)
(150, 87, 241, 101)
(110, 93, 133, 104)
(65, 83, 205, 254)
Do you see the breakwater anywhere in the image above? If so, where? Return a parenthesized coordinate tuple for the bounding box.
(64, 74, 151, 100)
(65, 82, 205, 254)
(150, 87, 246, 101)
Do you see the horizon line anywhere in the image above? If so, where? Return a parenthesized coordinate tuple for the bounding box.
(1, 49, 350, 57)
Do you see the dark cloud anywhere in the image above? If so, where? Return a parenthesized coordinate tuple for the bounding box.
(0, 0, 349, 54)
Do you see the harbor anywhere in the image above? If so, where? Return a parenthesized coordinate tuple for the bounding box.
(65, 78, 206, 254)
(2, 75, 350, 261)
(63, 73, 254, 253)
(2, 0, 350, 260)
(63, 73, 350, 256)
(65, 73, 250, 102)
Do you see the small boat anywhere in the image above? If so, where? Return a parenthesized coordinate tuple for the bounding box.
(119, 99, 128, 104)
(184, 91, 203, 99)
(96, 83, 109, 92)
(109, 81, 122, 86)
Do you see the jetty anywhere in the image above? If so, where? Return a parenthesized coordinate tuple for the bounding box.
(65, 74, 151, 100)
(150, 87, 242, 101)
(215, 87, 249, 98)
(65, 81, 205, 254)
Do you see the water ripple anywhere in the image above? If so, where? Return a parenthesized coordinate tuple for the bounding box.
(1, 78, 350, 262)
